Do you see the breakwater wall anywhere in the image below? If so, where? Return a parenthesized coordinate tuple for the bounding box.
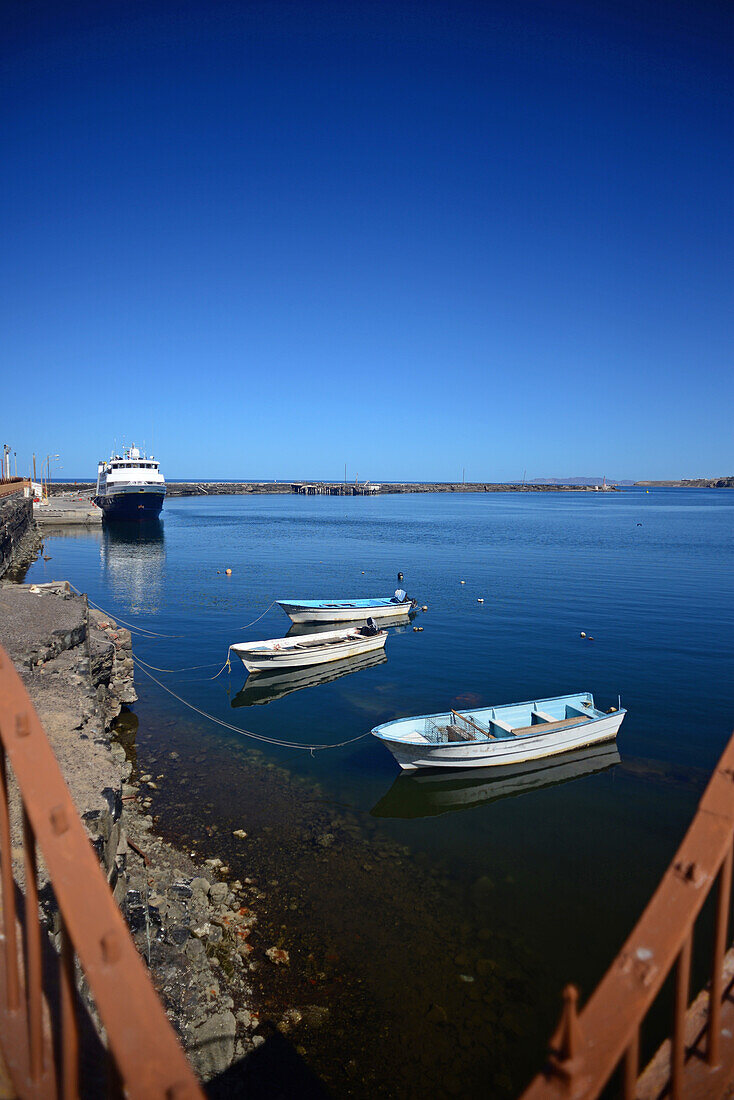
(51, 480, 610, 497)
(0, 494, 38, 578)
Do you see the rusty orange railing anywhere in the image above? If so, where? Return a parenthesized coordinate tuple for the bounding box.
(522, 730, 734, 1100)
(0, 642, 206, 1099)
(0, 479, 30, 500)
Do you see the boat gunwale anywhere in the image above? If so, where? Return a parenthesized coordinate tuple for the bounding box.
(278, 597, 411, 610)
(232, 627, 386, 657)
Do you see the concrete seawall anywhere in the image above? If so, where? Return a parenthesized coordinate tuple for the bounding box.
(0, 495, 40, 578)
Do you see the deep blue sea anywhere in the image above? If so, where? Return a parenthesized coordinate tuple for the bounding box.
(24, 489, 734, 1096)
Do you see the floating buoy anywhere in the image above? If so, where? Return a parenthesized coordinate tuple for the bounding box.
(421, 605, 428, 612)
(417, 626, 424, 632)
(225, 568, 232, 576)
(580, 632, 586, 638)
(587, 636, 595, 641)
(460, 580, 466, 584)
(362, 571, 365, 574)
(477, 598, 484, 603)
(413, 626, 419, 632)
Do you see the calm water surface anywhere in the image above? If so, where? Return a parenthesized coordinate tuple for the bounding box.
(25, 490, 734, 1096)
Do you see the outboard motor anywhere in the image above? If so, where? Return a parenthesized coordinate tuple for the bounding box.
(360, 616, 379, 636)
(392, 588, 407, 604)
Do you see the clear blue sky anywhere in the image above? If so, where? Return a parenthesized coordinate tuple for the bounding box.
(3, 1, 732, 481)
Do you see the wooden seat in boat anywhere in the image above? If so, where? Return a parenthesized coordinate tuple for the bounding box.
(488, 716, 513, 735)
(532, 709, 556, 723)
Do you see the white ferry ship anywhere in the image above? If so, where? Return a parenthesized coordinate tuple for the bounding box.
(94, 445, 166, 520)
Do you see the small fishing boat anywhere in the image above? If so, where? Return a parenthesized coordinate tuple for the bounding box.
(371, 692, 625, 771)
(278, 590, 416, 624)
(371, 743, 621, 819)
(232, 649, 387, 707)
(231, 623, 387, 672)
(286, 611, 414, 635)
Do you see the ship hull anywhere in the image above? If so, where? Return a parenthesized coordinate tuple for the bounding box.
(94, 489, 165, 520)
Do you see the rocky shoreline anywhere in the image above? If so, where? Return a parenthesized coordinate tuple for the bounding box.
(0, 581, 285, 1086)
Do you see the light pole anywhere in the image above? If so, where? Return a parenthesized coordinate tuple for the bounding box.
(41, 454, 60, 502)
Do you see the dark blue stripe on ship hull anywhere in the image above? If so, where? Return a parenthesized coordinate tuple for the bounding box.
(94, 493, 164, 520)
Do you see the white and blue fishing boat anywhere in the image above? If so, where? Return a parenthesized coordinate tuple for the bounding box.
(278, 590, 416, 624)
(371, 692, 625, 771)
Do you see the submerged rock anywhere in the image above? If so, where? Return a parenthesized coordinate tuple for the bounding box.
(188, 1010, 236, 1078)
(209, 882, 228, 906)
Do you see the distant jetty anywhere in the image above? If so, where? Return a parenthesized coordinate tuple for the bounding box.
(50, 480, 617, 497)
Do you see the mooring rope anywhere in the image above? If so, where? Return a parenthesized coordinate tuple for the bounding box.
(131, 655, 371, 752)
(72, 584, 277, 644)
(240, 600, 278, 630)
(134, 653, 230, 677)
(69, 584, 183, 639)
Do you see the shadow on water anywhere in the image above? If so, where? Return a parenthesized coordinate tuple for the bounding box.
(206, 1022, 331, 1099)
(371, 743, 622, 819)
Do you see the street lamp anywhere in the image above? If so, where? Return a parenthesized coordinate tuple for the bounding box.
(41, 454, 60, 503)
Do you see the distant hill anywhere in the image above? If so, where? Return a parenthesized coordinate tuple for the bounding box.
(528, 477, 635, 486)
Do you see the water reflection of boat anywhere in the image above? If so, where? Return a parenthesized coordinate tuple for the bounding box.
(370, 743, 621, 819)
(232, 649, 388, 707)
(100, 519, 165, 614)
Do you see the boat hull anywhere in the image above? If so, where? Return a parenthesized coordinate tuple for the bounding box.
(94, 488, 165, 520)
(232, 629, 387, 672)
(372, 694, 626, 770)
(278, 599, 413, 624)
